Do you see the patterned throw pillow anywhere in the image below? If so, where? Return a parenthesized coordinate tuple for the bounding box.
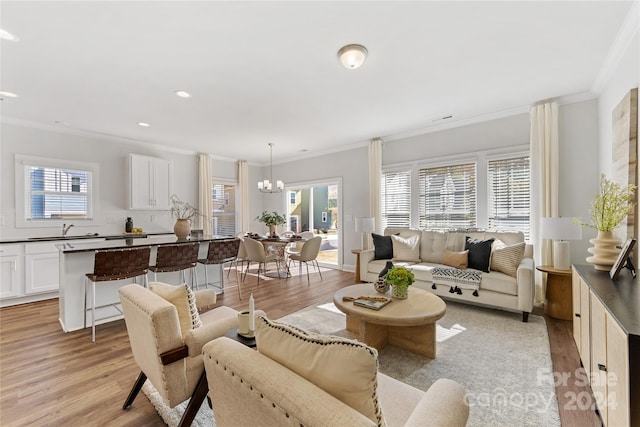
(391, 234, 421, 262)
(490, 240, 525, 277)
(465, 237, 495, 272)
(442, 249, 469, 269)
(255, 316, 385, 426)
(149, 282, 202, 335)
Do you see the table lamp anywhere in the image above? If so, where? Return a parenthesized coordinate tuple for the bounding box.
(355, 217, 375, 250)
(540, 217, 582, 270)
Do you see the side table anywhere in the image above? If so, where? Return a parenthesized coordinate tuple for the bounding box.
(351, 249, 363, 282)
(537, 265, 573, 320)
(224, 328, 256, 348)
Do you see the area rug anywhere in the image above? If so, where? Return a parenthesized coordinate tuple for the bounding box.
(143, 300, 560, 427)
(279, 300, 560, 427)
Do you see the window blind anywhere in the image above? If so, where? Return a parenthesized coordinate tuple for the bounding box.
(418, 163, 476, 229)
(487, 156, 530, 238)
(25, 166, 91, 220)
(381, 170, 411, 228)
(212, 184, 236, 236)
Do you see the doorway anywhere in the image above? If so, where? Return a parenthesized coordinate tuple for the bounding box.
(285, 179, 341, 269)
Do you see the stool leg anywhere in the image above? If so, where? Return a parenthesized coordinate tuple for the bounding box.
(204, 264, 209, 289)
(193, 267, 199, 290)
(92, 281, 96, 343)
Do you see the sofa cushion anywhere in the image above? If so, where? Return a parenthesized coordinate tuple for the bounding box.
(391, 234, 421, 262)
(442, 249, 469, 269)
(372, 233, 393, 260)
(149, 282, 202, 336)
(255, 316, 384, 426)
(465, 237, 494, 272)
(491, 240, 525, 277)
(420, 230, 448, 263)
(480, 271, 518, 296)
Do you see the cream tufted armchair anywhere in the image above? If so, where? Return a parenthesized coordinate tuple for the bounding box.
(119, 283, 240, 427)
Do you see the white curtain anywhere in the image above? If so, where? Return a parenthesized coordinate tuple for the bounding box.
(238, 160, 250, 233)
(198, 153, 213, 236)
(369, 138, 383, 234)
(530, 102, 559, 304)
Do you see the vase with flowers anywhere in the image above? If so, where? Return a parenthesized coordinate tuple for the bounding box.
(256, 211, 286, 237)
(170, 194, 201, 239)
(577, 174, 636, 270)
(385, 266, 415, 299)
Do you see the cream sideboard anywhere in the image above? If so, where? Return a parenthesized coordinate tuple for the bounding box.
(572, 264, 640, 427)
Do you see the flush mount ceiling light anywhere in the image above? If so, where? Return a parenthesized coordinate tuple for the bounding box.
(175, 90, 192, 98)
(258, 143, 284, 193)
(137, 122, 151, 127)
(0, 90, 19, 99)
(337, 44, 368, 69)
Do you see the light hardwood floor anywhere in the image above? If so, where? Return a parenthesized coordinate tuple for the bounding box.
(0, 268, 600, 426)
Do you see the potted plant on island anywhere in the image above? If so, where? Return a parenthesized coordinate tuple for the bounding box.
(256, 211, 286, 237)
(578, 174, 636, 271)
(170, 194, 201, 239)
(385, 266, 415, 299)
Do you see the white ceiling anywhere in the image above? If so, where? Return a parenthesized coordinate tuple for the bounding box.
(0, 1, 633, 164)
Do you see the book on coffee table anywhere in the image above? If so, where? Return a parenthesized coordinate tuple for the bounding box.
(353, 297, 391, 310)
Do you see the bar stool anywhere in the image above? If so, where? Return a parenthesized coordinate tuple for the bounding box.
(85, 246, 151, 342)
(198, 238, 242, 297)
(149, 243, 200, 287)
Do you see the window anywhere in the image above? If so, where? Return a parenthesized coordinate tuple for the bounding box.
(212, 183, 236, 236)
(487, 156, 530, 238)
(418, 163, 476, 229)
(381, 170, 411, 228)
(19, 156, 95, 222)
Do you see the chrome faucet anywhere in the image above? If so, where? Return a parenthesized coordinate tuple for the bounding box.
(62, 223, 74, 236)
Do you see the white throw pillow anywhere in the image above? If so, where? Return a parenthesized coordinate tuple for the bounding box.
(255, 316, 385, 426)
(490, 240, 525, 277)
(391, 234, 421, 262)
(149, 282, 202, 335)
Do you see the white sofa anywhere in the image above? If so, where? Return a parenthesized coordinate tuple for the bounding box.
(359, 228, 535, 321)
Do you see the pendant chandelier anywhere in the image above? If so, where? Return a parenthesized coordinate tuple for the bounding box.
(258, 143, 284, 193)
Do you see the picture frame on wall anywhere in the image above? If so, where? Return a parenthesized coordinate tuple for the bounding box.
(610, 238, 636, 280)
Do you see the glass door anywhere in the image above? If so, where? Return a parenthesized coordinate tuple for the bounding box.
(285, 181, 340, 268)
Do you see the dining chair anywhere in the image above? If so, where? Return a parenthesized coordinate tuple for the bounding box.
(242, 237, 281, 286)
(288, 236, 323, 285)
(229, 233, 248, 279)
(85, 246, 151, 342)
(285, 231, 315, 264)
(198, 238, 242, 298)
(149, 243, 200, 288)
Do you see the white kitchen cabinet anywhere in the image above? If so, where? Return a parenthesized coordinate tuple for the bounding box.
(25, 242, 59, 294)
(0, 244, 23, 299)
(129, 154, 172, 210)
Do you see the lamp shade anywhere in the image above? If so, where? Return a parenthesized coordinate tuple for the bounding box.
(540, 217, 582, 241)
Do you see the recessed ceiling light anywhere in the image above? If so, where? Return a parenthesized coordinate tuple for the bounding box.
(175, 90, 192, 98)
(138, 122, 151, 127)
(0, 90, 18, 99)
(0, 29, 19, 42)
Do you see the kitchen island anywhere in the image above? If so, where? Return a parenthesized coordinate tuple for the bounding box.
(57, 235, 232, 333)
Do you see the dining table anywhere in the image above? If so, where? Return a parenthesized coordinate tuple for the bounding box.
(252, 235, 306, 278)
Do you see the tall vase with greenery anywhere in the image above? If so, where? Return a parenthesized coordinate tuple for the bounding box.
(256, 211, 286, 237)
(170, 194, 201, 239)
(578, 174, 636, 270)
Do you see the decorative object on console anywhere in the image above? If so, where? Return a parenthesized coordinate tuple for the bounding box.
(540, 217, 582, 270)
(610, 238, 637, 280)
(255, 211, 286, 237)
(170, 194, 201, 239)
(258, 143, 284, 193)
(386, 266, 415, 299)
(355, 216, 375, 250)
(578, 174, 636, 270)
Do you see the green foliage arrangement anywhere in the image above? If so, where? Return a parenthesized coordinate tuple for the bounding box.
(385, 266, 415, 287)
(255, 211, 286, 226)
(170, 194, 201, 220)
(578, 174, 636, 232)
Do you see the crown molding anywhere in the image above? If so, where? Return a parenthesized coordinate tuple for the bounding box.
(591, 0, 640, 95)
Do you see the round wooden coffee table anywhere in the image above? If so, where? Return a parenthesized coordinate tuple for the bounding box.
(333, 284, 446, 358)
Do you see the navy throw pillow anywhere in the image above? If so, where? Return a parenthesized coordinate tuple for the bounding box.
(372, 233, 393, 260)
(465, 237, 495, 273)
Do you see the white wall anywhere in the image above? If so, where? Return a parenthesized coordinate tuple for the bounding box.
(0, 122, 238, 239)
